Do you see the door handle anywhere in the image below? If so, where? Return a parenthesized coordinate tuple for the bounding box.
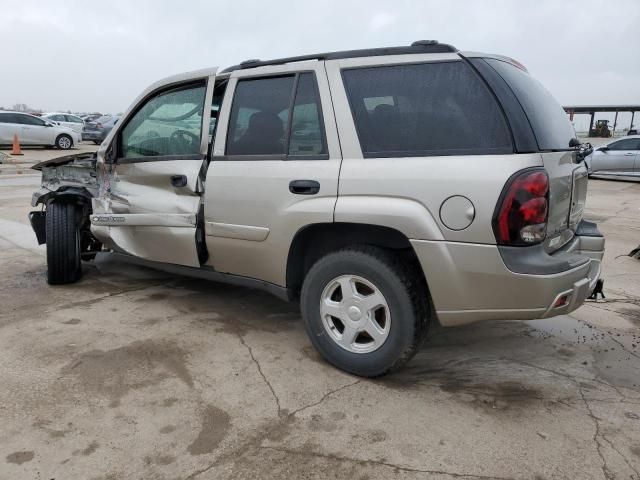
(171, 174, 187, 187)
(289, 179, 320, 195)
(624, 152, 634, 156)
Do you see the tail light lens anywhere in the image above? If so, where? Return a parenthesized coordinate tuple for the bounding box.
(96, 123, 103, 128)
(493, 169, 549, 246)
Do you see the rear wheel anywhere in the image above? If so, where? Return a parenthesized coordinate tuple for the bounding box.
(56, 134, 73, 150)
(301, 246, 429, 377)
(46, 201, 82, 285)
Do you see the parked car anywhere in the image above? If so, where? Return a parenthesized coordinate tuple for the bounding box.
(0, 111, 79, 149)
(585, 135, 640, 178)
(81, 113, 102, 123)
(30, 41, 604, 377)
(42, 112, 85, 135)
(82, 115, 120, 144)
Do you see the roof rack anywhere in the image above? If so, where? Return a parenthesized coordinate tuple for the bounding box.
(220, 40, 457, 73)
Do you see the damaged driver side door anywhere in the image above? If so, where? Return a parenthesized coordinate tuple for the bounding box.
(91, 71, 216, 267)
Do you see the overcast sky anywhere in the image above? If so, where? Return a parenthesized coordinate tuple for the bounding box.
(1, 0, 639, 130)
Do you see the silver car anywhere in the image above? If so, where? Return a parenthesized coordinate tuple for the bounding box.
(30, 41, 604, 377)
(585, 135, 640, 178)
(41, 112, 86, 136)
(0, 111, 80, 149)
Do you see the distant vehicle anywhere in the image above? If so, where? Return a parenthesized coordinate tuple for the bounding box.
(628, 128, 638, 135)
(0, 111, 80, 149)
(82, 115, 120, 144)
(585, 135, 640, 178)
(589, 119, 612, 138)
(81, 113, 102, 123)
(42, 113, 85, 135)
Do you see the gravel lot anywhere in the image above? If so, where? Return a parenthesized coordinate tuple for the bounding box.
(0, 153, 639, 479)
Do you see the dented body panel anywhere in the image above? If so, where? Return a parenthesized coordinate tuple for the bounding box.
(87, 68, 218, 267)
(30, 52, 605, 328)
(31, 152, 99, 207)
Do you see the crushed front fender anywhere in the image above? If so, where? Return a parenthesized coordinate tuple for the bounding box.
(31, 152, 98, 207)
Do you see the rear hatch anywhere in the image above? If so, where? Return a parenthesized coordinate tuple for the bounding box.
(85, 115, 112, 132)
(482, 58, 588, 252)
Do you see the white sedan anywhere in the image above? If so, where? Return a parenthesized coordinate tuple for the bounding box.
(0, 111, 80, 149)
(41, 112, 85, 135)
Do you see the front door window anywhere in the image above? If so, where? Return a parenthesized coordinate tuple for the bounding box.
(120, 83, 206, 159)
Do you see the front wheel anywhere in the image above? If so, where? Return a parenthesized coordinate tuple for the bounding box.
(46, 202, 82, 285)
(301, 247, 429, 377)
(56, 134, 73, 150)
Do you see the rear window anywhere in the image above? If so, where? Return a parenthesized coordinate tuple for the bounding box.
(0, 113, 18, 124)
(485, 59, 575, 151)
(342, 61, 512, 157)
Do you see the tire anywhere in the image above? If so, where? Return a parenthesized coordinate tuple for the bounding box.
(56, 134, 73, 150)
(301, 246, 429, 377)
(46, 201, 82, 285)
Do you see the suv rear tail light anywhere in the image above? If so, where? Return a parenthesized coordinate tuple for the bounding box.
(493, 169, 549, 246)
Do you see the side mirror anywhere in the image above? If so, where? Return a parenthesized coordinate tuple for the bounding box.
(597, 146, 609, 152)
(44, 122, 54, 127)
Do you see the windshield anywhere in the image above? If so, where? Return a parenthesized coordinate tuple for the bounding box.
(485, 59, 575, 151)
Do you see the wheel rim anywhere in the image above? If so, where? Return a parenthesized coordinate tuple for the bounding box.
(320, 275, 391, 354)
(58, 137, 71, 149)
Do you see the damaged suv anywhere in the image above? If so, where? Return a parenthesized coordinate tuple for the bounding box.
(30, 41, 605, 377)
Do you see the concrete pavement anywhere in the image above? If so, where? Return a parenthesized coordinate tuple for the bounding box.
(0, 172, 639, 480)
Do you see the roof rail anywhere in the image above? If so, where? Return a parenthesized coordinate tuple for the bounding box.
(220, 40, 457, 73)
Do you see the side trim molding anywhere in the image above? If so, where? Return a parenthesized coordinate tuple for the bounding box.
(91, 213, 196, 227)
(205, 221, 270, 241)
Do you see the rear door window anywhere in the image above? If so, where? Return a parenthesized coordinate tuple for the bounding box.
(484, 59, 575, 151)
(342, 61, 512, 157)
(289, 73, 327, 156)
(226, 76, 294, 156)
(225, 73, 327, 158)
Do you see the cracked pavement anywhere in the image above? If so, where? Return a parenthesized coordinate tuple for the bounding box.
(0, 171, 639, 479)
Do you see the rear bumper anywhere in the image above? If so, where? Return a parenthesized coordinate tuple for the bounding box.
(411, 222, 604, 326)
(81, 130, 103, 141)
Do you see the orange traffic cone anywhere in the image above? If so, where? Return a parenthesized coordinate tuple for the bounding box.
(11, 134, 23, 156)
